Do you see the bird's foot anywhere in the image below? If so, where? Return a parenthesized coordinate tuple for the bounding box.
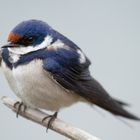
(42, 112, 58, 132)
(14, 101, 27, 118)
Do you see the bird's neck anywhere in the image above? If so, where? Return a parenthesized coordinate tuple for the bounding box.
(2, 47, 48, 69)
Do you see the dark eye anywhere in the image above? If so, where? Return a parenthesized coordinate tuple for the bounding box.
(27, 36, 34, 43)
(25, 36, 35, 44)
(19, 36, 36, 46)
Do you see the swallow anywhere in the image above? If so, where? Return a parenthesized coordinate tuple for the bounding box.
(1, 20, 139, 127)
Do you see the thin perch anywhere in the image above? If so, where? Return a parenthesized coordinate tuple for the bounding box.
(1, 96, 101, 140)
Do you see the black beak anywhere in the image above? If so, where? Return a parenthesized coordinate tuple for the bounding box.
(1, 43, 19, 48)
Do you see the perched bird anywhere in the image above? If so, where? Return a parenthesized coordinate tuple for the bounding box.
(1, 20, 140, 125)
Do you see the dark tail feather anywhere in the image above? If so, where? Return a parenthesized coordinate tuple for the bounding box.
(114, 99, 130, 106)
(96, 97, 140, 121)
(81, 78, 140, 121)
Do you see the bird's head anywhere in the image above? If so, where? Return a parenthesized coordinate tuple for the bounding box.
(2, 20, 54, 54)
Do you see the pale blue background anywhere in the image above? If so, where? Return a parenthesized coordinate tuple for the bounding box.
(0, 0, 140, 140)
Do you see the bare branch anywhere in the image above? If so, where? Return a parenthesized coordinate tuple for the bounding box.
(1, 96, 101, 140)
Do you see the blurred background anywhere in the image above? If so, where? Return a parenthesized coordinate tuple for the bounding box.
(0, 0, 140, 140)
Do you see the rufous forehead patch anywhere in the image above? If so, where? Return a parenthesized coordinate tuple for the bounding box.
(8, 32, 22, 43)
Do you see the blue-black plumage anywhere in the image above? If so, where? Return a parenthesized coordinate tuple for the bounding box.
(1, 19, 140, 121)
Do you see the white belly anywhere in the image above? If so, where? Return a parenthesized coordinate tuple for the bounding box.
(1, 60, 80, 111)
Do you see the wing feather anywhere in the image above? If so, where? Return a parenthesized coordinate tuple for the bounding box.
(43, 46, 140, 120)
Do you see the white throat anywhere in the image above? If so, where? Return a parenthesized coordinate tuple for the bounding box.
(8, 35, 53, 55)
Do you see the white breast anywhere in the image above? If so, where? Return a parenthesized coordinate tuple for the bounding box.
(1, 60, 81, 111)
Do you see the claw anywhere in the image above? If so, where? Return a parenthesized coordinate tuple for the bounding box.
(13, 101, 27, 118)
(42, 112, 58, 132)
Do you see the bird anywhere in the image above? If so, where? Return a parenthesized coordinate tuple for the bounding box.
(1, 19, 140, 127)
